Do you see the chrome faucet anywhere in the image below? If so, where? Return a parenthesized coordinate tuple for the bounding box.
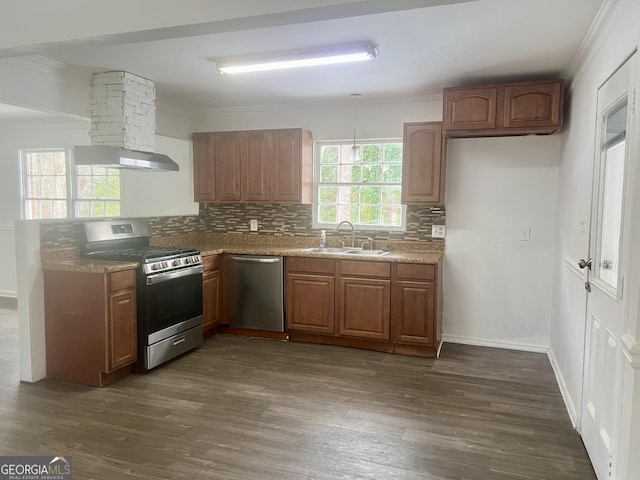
(336, 220, 355, 248)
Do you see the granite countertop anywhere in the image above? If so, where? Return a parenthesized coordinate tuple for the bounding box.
(41, 234, 444, 273)
(159, 233, 444, 264)
(40, 247, 140, 274)
(187, 241, 443, 264)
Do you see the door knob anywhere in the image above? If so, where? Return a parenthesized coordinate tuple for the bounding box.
(578, 258, 592, 270)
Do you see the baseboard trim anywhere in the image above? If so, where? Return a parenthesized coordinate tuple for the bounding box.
(547, 347, 580, 429)
(441, 334, 549, 353)
(0, 291, 18, 299)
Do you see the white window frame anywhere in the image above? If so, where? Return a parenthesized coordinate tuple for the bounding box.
(312, 139, 406, 231)
(20, 147, 121, 220)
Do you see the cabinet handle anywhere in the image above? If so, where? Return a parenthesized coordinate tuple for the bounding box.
(172, 336, 186, 346)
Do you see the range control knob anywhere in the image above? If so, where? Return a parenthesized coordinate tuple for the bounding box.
(184, 257, 192, 264)
(173, 259, 182, 267)
(151, 263, 161, 270)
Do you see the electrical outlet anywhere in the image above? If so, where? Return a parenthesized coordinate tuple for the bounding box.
(249, 219, 258, 231)
(520, 226, 531, 241)
(432, 225, 446, 238)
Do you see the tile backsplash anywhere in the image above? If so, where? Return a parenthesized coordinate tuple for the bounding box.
(39, 203, 445, 250)
(199, 203, 445, 242)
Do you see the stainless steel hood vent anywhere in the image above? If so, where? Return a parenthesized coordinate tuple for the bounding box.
(74, 145, 179, 171)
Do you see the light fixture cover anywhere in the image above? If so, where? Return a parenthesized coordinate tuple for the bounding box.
(216, 43, 378, 74)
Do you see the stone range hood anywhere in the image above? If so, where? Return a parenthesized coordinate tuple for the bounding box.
(74, 71, 179, 171)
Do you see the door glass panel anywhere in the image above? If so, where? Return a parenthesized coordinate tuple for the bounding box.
(595, 101, 627, 290)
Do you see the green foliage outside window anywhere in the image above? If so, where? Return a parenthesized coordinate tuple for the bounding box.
(316, 141, 404, 227)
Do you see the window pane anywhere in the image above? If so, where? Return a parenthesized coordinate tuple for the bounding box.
(28, 176, 41, 197)
(319, 205, 337, 223)
(381, 186, 401, 204)
(53, 200, 67, 218)
(91, 201, 105, 217)
(320, 145, 339, 164)
(106, 202, 120, 217)
(319, 186, 338, 204)
(338, 205, 358, 223)
(381, 206, 403, 226)
(42, 176, 56, 198)
(77, 201, 91, 217)
(339, 165, 361, 182)
(383, 164, 402, 183)
(360, 206, 380, 225)
(362, 144, 382, 164)
(340, 144, 359, 164)
(320, 165, 338, 182)
(77, 165, 91, 175)
(93, 177, 107, 199)
(384, 144, 402, 163)
(360, 186, 381, 205)
(362, 165, 382, 183)
(107, 174, 121, 200)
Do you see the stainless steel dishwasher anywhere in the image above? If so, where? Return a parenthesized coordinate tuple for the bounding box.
(228, 255, 285, 332)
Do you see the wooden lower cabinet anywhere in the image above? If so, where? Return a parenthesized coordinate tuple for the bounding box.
(44, 268, 137, 387)
(202, 254, 222, 333)
(286, 257, 442, 357)
(338, 260, 391, 341)
(287, 273, 335, 334)
(286, 257, 335, 334)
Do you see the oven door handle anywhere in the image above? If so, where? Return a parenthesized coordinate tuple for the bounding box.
(146, 265, 204, 285)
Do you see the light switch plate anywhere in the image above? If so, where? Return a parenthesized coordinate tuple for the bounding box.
(520, 226, 531, 241)
(432, 225, 446, 238)
(249, 219, 258, 231)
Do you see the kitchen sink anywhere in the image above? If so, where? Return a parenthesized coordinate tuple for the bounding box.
(300, 247, 352, 254)
(300, 247, 390, 256)
(343, 249, 390, 256)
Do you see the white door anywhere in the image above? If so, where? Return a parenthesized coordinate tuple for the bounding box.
(580, 54, 636, 480)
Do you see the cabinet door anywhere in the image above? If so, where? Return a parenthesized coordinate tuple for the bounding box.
(286, 273, 335, 334)
(193, 132, 215, 201)
(269, 129, 301, 202)
(202, 269, 221, 331)
(107, 288, 137, 371)
(241, 130, 270, 201)
(339, 277, 390, 340)
(213, 131, 241, 201)
(503, 81, 563, 129)
(443, 87, 497, 131)
(401, 122, 444, 204)
(394, 280, 435, 346)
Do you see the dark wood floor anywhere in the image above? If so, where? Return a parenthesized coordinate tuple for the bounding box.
(0, 304, 595, 480)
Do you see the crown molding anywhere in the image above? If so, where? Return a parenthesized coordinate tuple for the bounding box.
(563, 0, 635, 84)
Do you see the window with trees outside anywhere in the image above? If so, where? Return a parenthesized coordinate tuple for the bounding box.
(21, 149, 121, 220)
(314, 140, 405, 229)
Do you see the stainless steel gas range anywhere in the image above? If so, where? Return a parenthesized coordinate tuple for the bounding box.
(81, 219, 204, 370)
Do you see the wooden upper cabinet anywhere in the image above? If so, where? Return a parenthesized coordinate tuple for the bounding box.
(443, 79, 564, 137)
(213, 131, 241, 201)
(503, 81, 563, 130)
(401, 122, 444, 205)
(443, 87, 497, 132)
(269, 129, 313, 203)
(193, 132, 215, 201)
(241, 130, 270, 201)
(193, 128, 312, 204)
(269, 129, 300, 202)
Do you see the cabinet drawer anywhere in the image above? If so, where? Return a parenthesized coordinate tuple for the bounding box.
(203, 254, 222, 271)
(340, 260, 390, 278)
(396, 263, 435, 281)
(287, 257, 335, 274)
(109, 269, 136, 292)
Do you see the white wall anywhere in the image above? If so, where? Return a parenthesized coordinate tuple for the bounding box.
(444, 136, 560, 351)
(121, 135, 199, 218)
(202, 95, 443, 140)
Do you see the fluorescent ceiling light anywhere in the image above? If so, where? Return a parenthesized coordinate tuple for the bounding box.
(216, 43, 378, 74)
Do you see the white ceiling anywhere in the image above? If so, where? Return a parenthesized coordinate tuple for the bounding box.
(0, 0, 605, 115)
